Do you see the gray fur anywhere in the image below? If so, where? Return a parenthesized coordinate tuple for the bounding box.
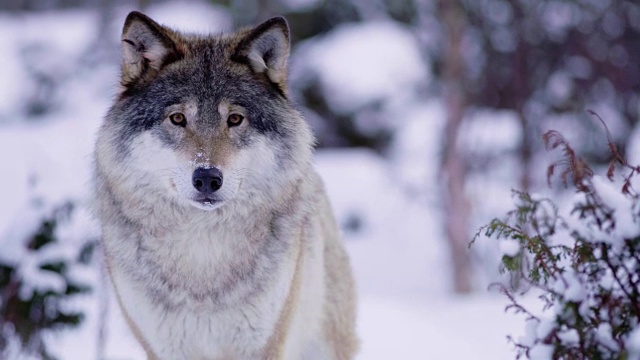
(94, 11, 358, 359)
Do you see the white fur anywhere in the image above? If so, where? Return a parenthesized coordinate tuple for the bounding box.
(124, 131, 280, 213)
(107, 220, 299, 358)
(101, 176, 329, 359)
(96, 121, 335, 358)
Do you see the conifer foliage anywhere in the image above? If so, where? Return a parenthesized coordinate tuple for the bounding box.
(474, 122, 640, 359)
(0, 201, 94, 359)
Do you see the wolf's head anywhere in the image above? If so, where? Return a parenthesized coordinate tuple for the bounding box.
(96, 12, 313, 212)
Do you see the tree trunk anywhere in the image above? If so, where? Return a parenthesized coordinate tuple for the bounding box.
(438, 0, 472, 294)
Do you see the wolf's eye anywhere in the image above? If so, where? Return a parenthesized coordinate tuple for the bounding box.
(170, 113, 186, 127)
(227, 113, 244, 127)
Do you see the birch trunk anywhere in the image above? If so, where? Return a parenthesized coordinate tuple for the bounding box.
(439, 0, 472, 294)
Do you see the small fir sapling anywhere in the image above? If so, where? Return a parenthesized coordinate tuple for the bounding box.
(473, 115, 640, 360)
(0, 201, 94, 360)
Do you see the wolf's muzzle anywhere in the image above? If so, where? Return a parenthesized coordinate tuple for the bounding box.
(192, 167, 223, 194)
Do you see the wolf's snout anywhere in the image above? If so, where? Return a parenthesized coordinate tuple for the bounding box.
(192, 167, 223, 194)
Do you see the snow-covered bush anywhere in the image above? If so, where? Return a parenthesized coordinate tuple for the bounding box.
(0, 200, 94, 359)
(474, 124, 640, 359)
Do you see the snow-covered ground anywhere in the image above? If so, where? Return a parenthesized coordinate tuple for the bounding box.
(0, 2, 540, 359)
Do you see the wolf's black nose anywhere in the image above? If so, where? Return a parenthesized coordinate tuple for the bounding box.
(192, 167, 223, 194)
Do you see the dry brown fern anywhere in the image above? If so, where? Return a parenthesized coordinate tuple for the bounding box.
(543, 111, 639, 196)
(543, 130, 593, 192)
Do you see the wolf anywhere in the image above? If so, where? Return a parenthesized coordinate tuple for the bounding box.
(93, 11, 358, 360)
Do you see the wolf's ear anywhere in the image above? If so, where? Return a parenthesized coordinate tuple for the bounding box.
(233, 17, 290, 93)
(120, 11, 181, 89)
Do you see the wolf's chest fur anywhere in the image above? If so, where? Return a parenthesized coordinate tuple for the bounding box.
(98, 165, 326, 356)
(108, 218, 300, 358)
(128, 209, 289, 306)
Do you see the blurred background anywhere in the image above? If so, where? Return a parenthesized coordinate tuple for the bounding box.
(1, 0, 640, 358)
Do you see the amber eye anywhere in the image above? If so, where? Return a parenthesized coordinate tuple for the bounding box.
(227, 113, 244, 127)
(170, 113, 186, 127)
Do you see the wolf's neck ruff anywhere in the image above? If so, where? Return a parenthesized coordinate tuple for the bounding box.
(94, 11, 357, 359)
(100, 164, 312, 307)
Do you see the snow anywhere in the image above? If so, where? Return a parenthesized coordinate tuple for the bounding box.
(499, 239, 520, 257)
(536, 318, 555, 340)
(0, 10, 98, 118)
(18, 260, 65, 301)
(541, 1, 579, 39)
(145, 2, 231, 33)
(628, 327, 640, 354)
(563, 271, 586, 303)
(547, 71, 573, 103)
(358, 295, 528, 359)
(591, 175, 640, 240)
(0, 14, 31, 118)
(600, 269, 615, 290)
(557, 329, 579, 345)
(520, 318, 538, 347)
(529, 343, 554, 360)
(389, 100, 445, 198)
(627, 125, 640, 165)
(292, 21, 428, 114)
(316, 149, 449, 298)
(597, 323, 619, 352)
(462, 109, 522, 154)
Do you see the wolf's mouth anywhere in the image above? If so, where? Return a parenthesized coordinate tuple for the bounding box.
(189, 197, 224, 211)
(199, 199, 218, 206)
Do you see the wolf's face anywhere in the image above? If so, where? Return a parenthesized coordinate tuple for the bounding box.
(99, 13, 312, 211)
